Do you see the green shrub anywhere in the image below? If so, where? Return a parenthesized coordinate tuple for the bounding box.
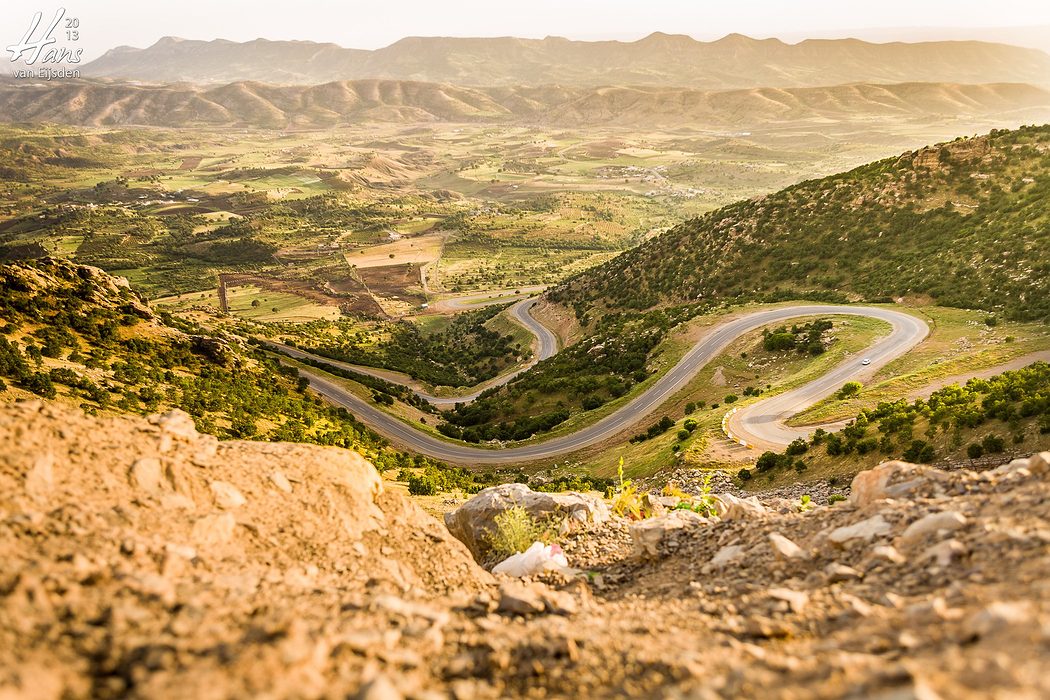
(981, 434, 1005, 454)
(837, 381, 862, 399)
(756, 451, 780, 472)
(406, 472, 438, 496)
(582, 395, 604, 411)
(903, 439, 935, 463)
(485, 506, 548, 558)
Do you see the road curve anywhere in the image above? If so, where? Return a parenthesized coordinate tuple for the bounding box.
(271, 297, 558, 407)
(291, 304, 928, 465)
(727, 309, 928, 451)
(433, 286, 547, 313)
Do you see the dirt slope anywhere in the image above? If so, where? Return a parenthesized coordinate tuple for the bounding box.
(1, 400, 1048, 698)
(0, 400, 487, 698)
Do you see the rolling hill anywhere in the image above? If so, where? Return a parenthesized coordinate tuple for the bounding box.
(549, 125, 1050, 322)
(80, 33, 1050, 89)
(2, 78, 1050, 129)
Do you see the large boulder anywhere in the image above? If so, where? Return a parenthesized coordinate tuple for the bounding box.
(444, 483, 609, 559)
(849, 460, 947, 507)
(0, 401, 494, 698)
(0, 401, 489, 598)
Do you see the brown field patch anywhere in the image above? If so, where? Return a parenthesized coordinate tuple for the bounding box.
(357, 263, 426, 306)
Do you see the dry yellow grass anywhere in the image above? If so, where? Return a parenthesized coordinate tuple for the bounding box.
(345, 233, 445, 269)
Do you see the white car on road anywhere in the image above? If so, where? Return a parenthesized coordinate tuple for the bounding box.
(861, 358, 871, 366)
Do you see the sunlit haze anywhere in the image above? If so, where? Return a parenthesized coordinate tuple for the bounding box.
(4, 0, 1050, 61)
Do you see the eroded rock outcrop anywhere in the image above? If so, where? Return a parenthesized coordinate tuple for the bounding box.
(0, 401, 489, 698)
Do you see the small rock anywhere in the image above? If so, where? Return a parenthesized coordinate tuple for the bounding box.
(709, 543, 746, 568)
(356, 674, 403, 700)
(906, 596, 962, 623)
(210, 480, 246, 509)
(716, 493, 767, 520)
(870, 544, 906, 564)
(270, 470, 293, 494)
(192, 512, 237, 547)
(897, 631, 920, 648)
(496, 581, 576, 616)
(829, 514, 892, 545)
(1028, 451, 1050, 476)
(165, 543, 197, 561)
(900, 511, 966, 545)
(767, 587, 808, 613)
(849, 461, 941, 507)
(842, 593, 874, 618)
(151, 410, 199, 440)
(964, 601, 1032, 639)
(25, 453, 54, 498)
(190, 435, 219, 467)
(991, 457, 1029, 476)
(825, 562, 862, 582)
(921, 538, 967, 567)
(629, 510, 705, 560)
(128, 458, 164, 494)
(769, 532, 805, 560)
(497, 581, 547, 616)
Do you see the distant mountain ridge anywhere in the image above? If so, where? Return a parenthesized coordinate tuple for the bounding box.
(3, 78, 1050, 129)
(80, 33, 1050, 89)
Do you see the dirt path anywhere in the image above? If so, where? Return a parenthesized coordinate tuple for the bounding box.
(216, 274, 229, 314)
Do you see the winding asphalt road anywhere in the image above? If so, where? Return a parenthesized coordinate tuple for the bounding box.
(727, 309, 928, 451)
(272, 297, 558, 407)
(283, 304, 929, 465)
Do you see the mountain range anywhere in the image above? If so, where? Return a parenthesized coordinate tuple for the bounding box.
(80, 33, 1050, 89)
(3, 79, 1049, 129)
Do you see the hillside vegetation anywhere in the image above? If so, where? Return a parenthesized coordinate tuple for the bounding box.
(753, 362, 1050, 482)
(0, 259, 435, 471)
(551, 125, 1050, 323)
(286, 304, 526, 388)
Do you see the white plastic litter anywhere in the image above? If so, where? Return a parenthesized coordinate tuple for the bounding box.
(491, 541, 569, 577)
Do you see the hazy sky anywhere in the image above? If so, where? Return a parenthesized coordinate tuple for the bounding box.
(5, 0, 1050, 62)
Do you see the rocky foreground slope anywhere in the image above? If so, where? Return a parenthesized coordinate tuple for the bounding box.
(2, 401, 1049, 698)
